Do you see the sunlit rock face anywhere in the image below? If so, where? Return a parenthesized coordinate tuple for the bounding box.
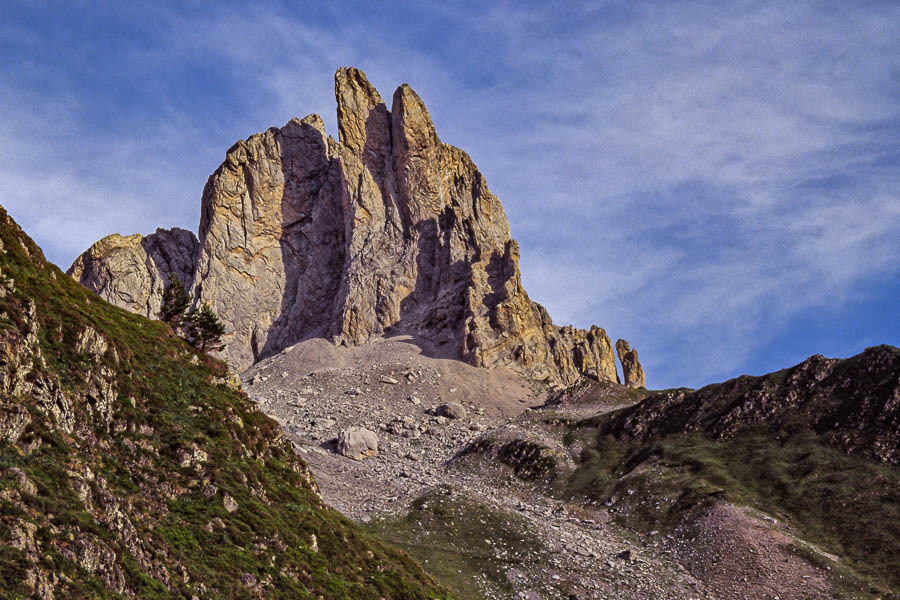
(71, 68, 634, 386)
(68, 227, 198, 318)
(617, 339, 646, 388)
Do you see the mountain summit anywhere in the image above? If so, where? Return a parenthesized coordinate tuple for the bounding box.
(69, 68, 641, 386)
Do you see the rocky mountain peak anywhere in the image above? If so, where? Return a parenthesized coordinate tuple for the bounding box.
(335, 66, 390, 156)
(69, 67, 642, 387)
(392, 83, 440, 158)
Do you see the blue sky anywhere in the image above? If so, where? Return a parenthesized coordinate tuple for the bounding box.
(2, 1, 898, 389)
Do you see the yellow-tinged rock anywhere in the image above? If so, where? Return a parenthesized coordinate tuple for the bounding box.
(69, 68, 640, 387)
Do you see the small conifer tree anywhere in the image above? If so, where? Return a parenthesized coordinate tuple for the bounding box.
(159, 273, 191, 330)
(187, 302, 226, 352)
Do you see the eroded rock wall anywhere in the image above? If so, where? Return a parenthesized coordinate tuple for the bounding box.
(69, 68, 637, 386)
(193, 115, 346, 369)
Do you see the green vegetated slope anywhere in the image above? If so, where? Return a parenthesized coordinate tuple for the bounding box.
(566, 349, 900, 599)
(365, 488, 545, 600)
(0, 206, 450, 599)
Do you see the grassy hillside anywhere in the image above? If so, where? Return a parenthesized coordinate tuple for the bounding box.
(564, 352, 900, 599)
(0, 206, 450, 599)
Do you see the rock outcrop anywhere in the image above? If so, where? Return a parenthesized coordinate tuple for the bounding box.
(67, 227, 197, 318)
(602, 345, 900, 464)
(70, 68, 638, 386)
(616, 339, 646, 388)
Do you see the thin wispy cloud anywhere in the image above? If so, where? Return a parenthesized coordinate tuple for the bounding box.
(1, 1, 897, 388)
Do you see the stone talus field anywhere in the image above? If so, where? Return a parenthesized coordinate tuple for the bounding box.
(69, 67, 641, 387)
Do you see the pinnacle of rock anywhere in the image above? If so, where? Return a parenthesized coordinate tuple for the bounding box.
(335, 66, 390, 156)
(392, 83, 440, 159)
(69, 67, 640, 386)
(616, 339, 646, 388)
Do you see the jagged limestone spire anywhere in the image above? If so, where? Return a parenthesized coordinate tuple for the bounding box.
(69, 68, 641, 387)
